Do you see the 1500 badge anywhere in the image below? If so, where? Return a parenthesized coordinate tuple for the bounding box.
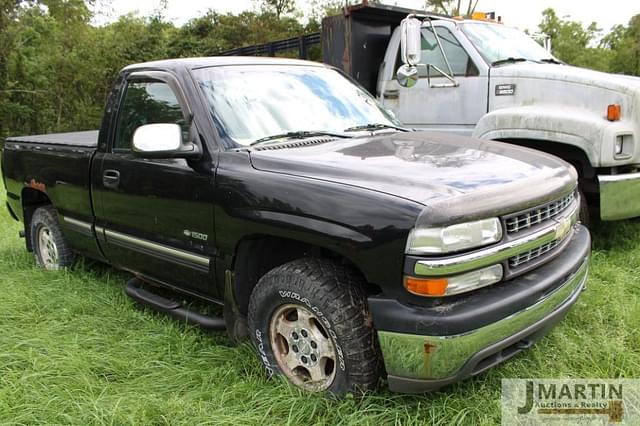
(183, 230, 208, 241)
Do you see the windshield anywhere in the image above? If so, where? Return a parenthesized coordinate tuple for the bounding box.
(192, 65, 401, 146)
(461, 23, 554, 66)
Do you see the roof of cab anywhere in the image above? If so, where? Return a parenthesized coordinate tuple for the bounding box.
(123, 56, 325, 73)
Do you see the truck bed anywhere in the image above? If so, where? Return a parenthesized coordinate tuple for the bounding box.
(6, 130, 99, 147)
(2, 130, 98, 251)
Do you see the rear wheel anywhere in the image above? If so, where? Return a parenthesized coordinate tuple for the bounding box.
(30, 206, 75, 270)
(248, 258, 380, 395)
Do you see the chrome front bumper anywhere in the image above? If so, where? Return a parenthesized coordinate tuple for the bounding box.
(378, 257, 588, 393)
(599, 172, 640, 220)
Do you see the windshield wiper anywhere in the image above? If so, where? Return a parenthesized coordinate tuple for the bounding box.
(540, 58, 563, 64)
(343, 123, 409, 133)
(250, 130, 351, 146)
(491, 57, 537, 67)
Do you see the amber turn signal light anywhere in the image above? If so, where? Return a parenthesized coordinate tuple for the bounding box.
(404, 276, 448, 296)
(607, 104, 621, 121)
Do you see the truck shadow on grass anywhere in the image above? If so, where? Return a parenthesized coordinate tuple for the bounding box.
(589, 217, 640, 252)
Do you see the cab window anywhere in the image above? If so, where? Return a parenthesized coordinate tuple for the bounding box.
(114, 81, 187, 151)
(395, 27, 478, 78)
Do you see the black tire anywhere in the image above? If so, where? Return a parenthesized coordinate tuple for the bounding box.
(30, 206, 75, 270)
(248, 258, 380, 395)
(578, 187, 590, 227)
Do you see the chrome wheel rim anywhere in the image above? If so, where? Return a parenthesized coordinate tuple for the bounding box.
(37, 225, 59, 270)
(269, 304, 337, 391)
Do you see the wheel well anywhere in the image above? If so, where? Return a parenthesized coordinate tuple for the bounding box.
(498, 138, 599, 206)
(231, 235, 379, 315)
(498, 139, 595, 180)
(21, 188, 52, 251)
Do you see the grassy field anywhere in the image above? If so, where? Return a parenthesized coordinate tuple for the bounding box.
(0, 189, 639, 426)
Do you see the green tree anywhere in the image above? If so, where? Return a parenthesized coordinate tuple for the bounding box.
(608, 15, 640, 76)
(168, 10, 305, 57)
(538, 8, 612, 72)
(260, 0, 296, 19)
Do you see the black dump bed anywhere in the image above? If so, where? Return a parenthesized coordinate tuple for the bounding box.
(218, 3, 442, 96)
(321, 3, 432, 95)
(6, 130, 99, 148)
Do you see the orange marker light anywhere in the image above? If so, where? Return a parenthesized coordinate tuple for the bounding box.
(404, 276, 448, 296)
(607, 104, 621, 121)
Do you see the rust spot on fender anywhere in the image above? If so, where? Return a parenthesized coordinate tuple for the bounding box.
(28, 179, 46, 192)
(423, 342, 437, 370)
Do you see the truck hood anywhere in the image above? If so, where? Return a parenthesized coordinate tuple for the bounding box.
(486, 64, 640, 168)
(249, 131, 576, 225)
(491, 63, 640, 94)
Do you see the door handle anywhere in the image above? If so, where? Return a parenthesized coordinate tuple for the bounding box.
(103, 169, 120, 189)
(382, 89, 399, 99)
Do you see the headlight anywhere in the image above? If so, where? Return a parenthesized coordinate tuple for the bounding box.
(614, 134, 633, 159)
(405, 217, 503, 255)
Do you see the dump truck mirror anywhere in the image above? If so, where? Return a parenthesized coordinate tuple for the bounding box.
(396, 65, 419, 88)
(400, 17, 422, 66)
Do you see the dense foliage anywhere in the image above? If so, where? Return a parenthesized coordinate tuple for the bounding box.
(539, 8, 640, 74)
(0, 1, 638, 141)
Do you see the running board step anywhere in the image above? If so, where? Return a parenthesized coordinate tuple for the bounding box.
(125, 277, 226, 331)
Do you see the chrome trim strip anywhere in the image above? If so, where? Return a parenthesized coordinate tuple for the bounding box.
(380, 258, 588, 380)
(94, 225, 106, 242)
(62, 216, 93, 232)
(415, 203, 579, 276)
(104, 229, 210, 268)
(599, 172, 640, 221)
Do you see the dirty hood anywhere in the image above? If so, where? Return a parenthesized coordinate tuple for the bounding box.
(249, 131, 576, 225)
(491, 63, 640, 124)
(491, 63, 640, 94)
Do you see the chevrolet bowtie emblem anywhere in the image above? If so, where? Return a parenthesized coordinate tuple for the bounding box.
(555, 215, 573, 240)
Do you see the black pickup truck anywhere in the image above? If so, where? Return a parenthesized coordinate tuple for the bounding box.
(1, 57, 590, 394)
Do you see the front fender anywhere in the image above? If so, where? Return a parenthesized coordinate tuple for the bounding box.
(214, 151, 423, 299)
(472, 106, 631, 167)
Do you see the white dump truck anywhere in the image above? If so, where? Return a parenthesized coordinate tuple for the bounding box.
(223, 2, 640, 222)
(383, 11, 640, 222)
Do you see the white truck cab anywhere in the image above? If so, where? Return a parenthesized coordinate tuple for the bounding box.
(380, 14, 640, 222)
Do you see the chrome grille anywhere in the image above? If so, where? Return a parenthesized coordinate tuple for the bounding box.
(506, 192, 575, 234)
(508, 240, 559, 268)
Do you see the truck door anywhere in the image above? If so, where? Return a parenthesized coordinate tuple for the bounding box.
(380, 25, 488, 136)
(92, 72, 217, 298)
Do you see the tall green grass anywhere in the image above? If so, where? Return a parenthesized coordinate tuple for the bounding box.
(0, 187, 638, 425)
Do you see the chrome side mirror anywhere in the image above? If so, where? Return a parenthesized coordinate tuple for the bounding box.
(133, 123, 182, 153)
(396, 64, 419, 88)
(400, 17, 422, 66)
(397, 17, 422, 88)
(132, 123, 200, 159)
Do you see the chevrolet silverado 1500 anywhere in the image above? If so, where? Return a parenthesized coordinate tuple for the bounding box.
(1, 57, 590, 394)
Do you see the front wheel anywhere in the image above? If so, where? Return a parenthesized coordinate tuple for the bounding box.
(578, 187, 590, 227)
(30, 206, 75, 270)
(247, 258, 380, 395)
